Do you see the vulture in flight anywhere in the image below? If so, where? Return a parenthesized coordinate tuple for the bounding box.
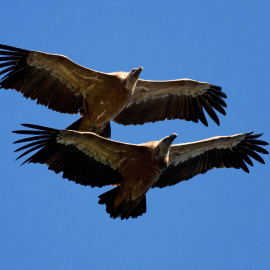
(0, 44, 227, 138)
(13, 124, 268, 219)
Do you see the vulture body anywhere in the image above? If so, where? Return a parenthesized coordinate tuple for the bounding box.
(13, 124, 177, 219)
(0, 44, 227, 138)
(13, 124, 268, 219)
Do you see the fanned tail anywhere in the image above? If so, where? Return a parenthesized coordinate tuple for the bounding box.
(66, 119, 111, 138)
(98, 187, 147, 220)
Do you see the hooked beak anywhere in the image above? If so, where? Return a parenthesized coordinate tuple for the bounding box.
(162, 133, 178, 145)
(159, 133, 178, 148)
(134, 66, 143, 76)
(157, 133, 178, 158)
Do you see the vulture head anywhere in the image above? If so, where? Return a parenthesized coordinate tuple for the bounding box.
(125, 66, 143, 91)
(153, 133, 178, 169)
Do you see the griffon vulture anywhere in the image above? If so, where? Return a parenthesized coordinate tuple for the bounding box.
(0, 44, 227, 138)
(13, 124, 268, 219)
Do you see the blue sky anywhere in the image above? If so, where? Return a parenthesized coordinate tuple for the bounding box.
(0, 1, 269, 269)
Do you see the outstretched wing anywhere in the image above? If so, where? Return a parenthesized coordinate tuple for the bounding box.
(0, 44, 111, 114)
(13, 124, 143, 188)
(114, 79, 227, 126)
(153, 131, 268, 188)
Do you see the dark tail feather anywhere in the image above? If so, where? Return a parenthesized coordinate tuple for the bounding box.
(98, 187, 120, 218)
(66, 119, 111, 138)
(128, 196, 146, 219)
(66, 118, 82, 131)
(99, 122, 111, 139)
(98, 187, 147, 220)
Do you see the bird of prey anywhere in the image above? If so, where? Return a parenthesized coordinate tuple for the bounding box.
(13, 124, 268, 219)
(0, 44, 227, 138)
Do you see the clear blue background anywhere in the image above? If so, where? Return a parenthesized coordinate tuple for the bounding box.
(0, 1, 269, 269)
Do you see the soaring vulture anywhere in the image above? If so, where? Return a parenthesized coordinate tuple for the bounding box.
(13, 124, 268, 219)
(0, 44, 227, 138)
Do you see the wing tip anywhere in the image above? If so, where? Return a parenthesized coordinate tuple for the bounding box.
(0, 44, 28, 53)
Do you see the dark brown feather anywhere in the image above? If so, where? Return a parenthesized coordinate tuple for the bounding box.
(199, 96, 220, 125)
(13, 124, 122, 187)
(153, 132, 268, 188)
(0, 46, 83, 115)
(114, 82, 227, 126)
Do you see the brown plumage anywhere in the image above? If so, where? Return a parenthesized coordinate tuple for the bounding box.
(0, 44, 227, 138)
(13, 124, 177, 219)
(13, 124, 268, 219)
(154, 132, 269, 187)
